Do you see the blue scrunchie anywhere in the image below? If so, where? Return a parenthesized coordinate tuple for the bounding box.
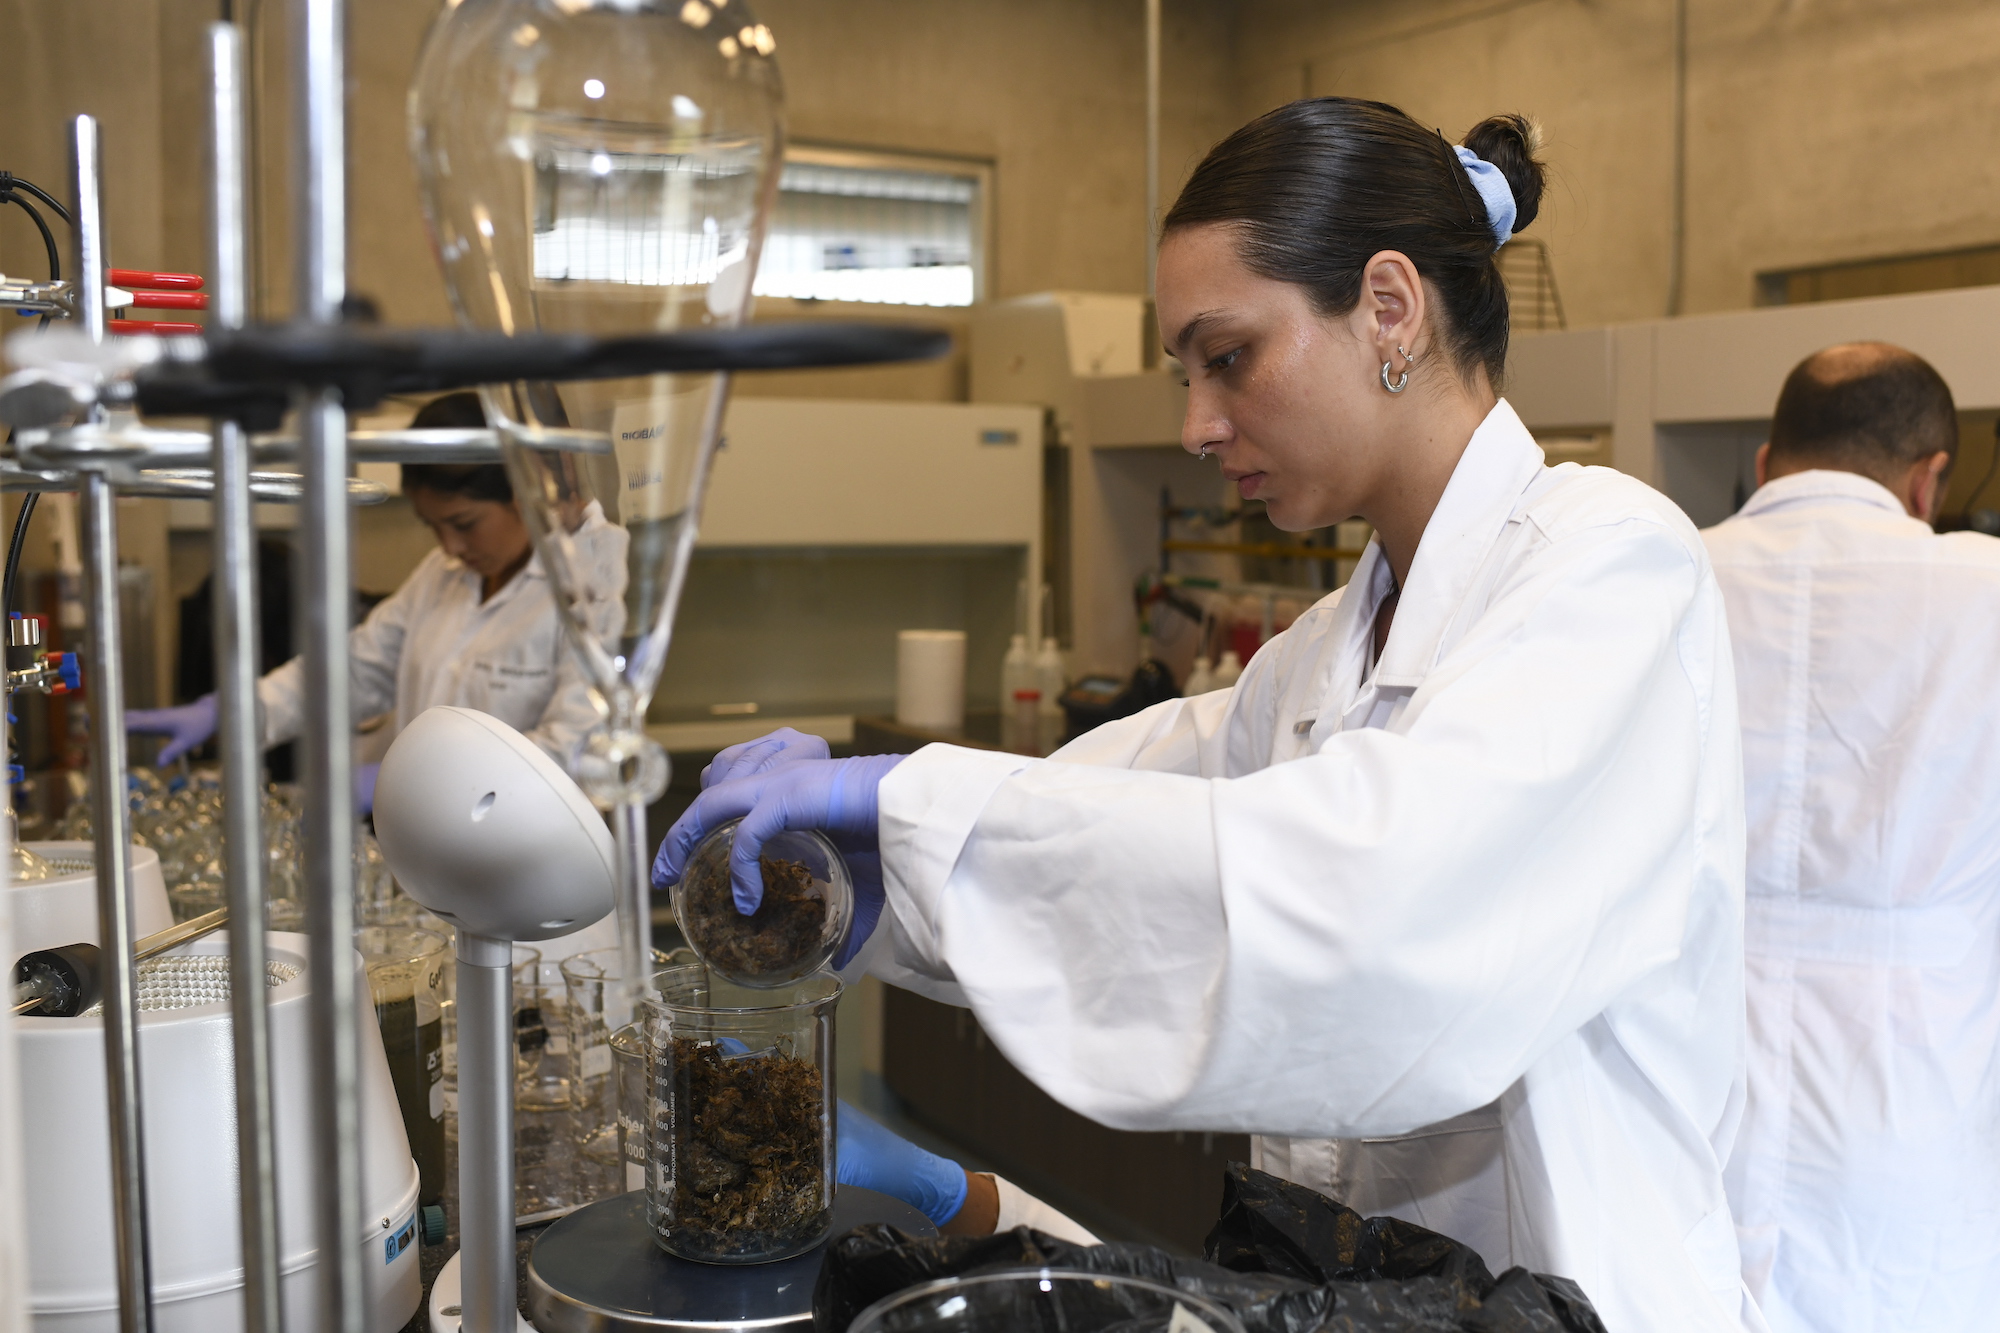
(1453, 145, 1516, 248)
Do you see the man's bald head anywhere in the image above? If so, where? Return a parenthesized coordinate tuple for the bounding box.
(1768, 342, 1958, 486)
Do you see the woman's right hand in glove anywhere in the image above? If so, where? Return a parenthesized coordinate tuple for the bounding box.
(125, 695, 218, 765)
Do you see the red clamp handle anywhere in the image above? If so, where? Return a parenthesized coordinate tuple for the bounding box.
(125, 291, 208, 311)
(109, 318, 203, 336)
(106, 269, 204, 292)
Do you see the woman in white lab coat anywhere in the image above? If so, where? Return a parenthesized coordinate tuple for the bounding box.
(657, 101, 1755, 1333)
(127, 393, 627, 806)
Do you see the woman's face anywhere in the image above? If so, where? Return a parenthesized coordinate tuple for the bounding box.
(1157, 222, 1412, 532)
(408, 488, 534, 586)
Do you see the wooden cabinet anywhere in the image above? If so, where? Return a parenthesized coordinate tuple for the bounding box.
(882, 986, 1250, 1254)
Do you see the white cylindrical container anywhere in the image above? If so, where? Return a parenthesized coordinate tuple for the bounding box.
(19, 932, 421, 1333)
(7, 842, 172, 955)
(896, 630, 966, 733)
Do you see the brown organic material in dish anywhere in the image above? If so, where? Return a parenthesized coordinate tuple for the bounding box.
(681, 854, 828, 981)
(660, 1036, 829, 1257)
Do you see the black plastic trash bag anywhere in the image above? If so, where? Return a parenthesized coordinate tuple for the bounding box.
(812, 1163, 1607, 1333)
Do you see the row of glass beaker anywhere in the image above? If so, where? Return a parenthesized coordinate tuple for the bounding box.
(359, 929, 844, 1264)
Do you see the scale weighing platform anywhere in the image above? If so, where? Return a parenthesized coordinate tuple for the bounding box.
(428, 1187, 936, 1333)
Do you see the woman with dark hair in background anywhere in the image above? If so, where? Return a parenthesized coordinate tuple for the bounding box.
(657, 101, 1757, 1331)
(126, 392, 627, 813)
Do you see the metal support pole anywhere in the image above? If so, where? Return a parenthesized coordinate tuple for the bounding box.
(209, 23, 283, 1333)
(456, 933, 516, 1333)
(74, 114, 156, 1333)
(613, 796, 650, 1005)
(1144, 0, 1160, 301)
(1142, 0, 1161, 367)
(293, 0, 362, 1329)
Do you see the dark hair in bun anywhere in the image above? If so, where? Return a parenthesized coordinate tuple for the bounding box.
(1163, 98, 1548, 387)
(1461, 112, 1547, 235)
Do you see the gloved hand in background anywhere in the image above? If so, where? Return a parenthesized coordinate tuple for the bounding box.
(125, 694, 218, 765)
(652, 743, 904, 949)
(838, 1101, 998, 1235)
(355, 762, 381, 817)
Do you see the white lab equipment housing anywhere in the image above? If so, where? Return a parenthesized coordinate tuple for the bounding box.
(15, 931, 420, 1333)
(649, 395, 1046, 752)
(6, 844, 171, 955)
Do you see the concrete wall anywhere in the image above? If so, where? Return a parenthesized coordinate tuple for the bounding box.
(1234, 0, 2000, 325)
(0, 0, 1236, 377)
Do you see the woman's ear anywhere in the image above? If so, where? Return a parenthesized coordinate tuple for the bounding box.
(1352, 250, 1427, 361)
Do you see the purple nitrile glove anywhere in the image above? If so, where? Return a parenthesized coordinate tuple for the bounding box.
(125, 694, 218, 765)
(828, 836, 882, 970)
(700, 726, 830, 788)
(652, 753, 905, 919)
(836, 1100, 968, 1227)
(355, 762, 381, 816)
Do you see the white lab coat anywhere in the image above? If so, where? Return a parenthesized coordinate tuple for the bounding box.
(259, 501, 626, 767)
(1704, 470, 2000, 1333)
(869, 401, 1758, 1333)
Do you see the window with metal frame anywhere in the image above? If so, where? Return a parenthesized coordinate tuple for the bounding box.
(753, 146, 991, 307)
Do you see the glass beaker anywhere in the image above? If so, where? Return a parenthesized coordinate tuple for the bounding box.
(612, 1022, 648, 1195)
(847, 1271, 1249, 1333)
(643, 964, 840, 1263)
(359, 926, 451, 1206)
(562, 948, 690, 1170)
(515, 952, 573, 1111)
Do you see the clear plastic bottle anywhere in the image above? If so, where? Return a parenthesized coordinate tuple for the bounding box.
(1033, 636, 1067, 756)
(1184, 655, 1215, 696)
(1213, 649, 1244, 689)
(999, 633, 1034, 753)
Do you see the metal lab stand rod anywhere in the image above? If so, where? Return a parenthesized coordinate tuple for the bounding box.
(210, 23, 283, 1333)
(73, 114, 157, 1333)
(292, 0, 364, 1329)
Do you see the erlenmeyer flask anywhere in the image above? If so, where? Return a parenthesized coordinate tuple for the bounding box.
(410, 0, 784, 993)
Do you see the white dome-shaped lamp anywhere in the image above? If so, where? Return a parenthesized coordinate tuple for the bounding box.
(374, 707, 615, 1333)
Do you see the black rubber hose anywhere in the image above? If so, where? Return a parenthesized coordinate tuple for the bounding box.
(0, 173, 72, 228)
(4, 492, 39, 619)
(2, 192, 60, 282)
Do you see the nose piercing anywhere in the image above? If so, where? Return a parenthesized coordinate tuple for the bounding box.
(1199, 444, 1211, 459)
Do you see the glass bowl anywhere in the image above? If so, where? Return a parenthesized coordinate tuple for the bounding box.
(672, 818, 852, 987)
(848, 1269, 1249, 1333)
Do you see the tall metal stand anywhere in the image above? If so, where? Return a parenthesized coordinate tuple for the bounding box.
(293, 0, 364, 1329)
(73, 113, 157, 1333)
(456, 933, 517, 1333)
(210, 23, 284, 1333)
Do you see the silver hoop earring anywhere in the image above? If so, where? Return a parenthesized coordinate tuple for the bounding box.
(1381, 361, 1408, 394)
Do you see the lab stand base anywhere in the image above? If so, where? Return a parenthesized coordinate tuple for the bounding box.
(524, 1187, 935, 1333)
(428, 1252, 535, 1333)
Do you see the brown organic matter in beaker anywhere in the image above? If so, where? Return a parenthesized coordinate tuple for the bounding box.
(682, 855, 828, 980)
(664, 1036, 828, 1256)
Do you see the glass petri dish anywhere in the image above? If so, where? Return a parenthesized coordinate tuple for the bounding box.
(672, 818, 853, 988)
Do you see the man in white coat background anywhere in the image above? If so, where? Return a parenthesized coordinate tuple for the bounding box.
(1703, 342, 2000, 1333)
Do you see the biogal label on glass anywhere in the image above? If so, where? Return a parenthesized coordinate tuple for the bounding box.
(609, 385, 722, 525)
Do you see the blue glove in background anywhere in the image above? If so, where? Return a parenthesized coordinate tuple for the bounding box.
(355, 762, 381, 816)
(653, 752, 905, 918)
(700, 726, 830, 788)
(126, 694, 218, 765)
(836, 1101, 968, 1227)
